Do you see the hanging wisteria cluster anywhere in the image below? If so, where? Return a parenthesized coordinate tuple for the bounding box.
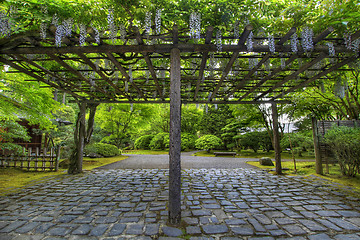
(79, 24, 86, 46)
(107, 8, 117, 42)
(155, 9, 162, 35)
(268, 35, 275, 54)
(189, 12, 201, 39)
(0, 9, 12, 37)
(301, 27, 314, 52)
(216, 30, 222, 52)
(145, 11, 152, 35)
(246, 31, 254, 52)
(326, 42, 335, 57)
(290, 32, 298, 53)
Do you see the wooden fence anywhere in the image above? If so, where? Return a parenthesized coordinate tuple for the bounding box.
(0, 147, 60, 171)
(312, 118, 360, 174)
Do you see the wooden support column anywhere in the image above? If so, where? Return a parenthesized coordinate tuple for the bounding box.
(271, 102, 282, 175)
(169, 47, 182, 225)
(77, 102, 86, 173)
(312, 117, 323, 175)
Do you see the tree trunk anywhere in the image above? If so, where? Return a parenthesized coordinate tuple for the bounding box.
(68, 102, 98, 174)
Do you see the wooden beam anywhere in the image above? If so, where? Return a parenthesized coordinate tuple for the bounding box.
(273, 55, 356, 99)
(254, 52, 327, 100)
(77, 52, 138, 100)
(1, 43, 352, 55)
(133, 27, 164, 99)
(210, 25, 253, 101)
(193, 26, 214, 101)
(313, 26, 334, 45)
(0, 55, 85, 100)
(14, 54, 99, 99)
(169, 48, 181, 225)
(225, 27, 297, 100)
(48, 53, 116, 100)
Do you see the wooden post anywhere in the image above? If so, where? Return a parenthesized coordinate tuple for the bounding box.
(169, 47, 182, 225)
(312, 117, 323, 175)
(271, 102, 282, 175)
(77, 102, 86, 173)
(55, 146, 61, 172)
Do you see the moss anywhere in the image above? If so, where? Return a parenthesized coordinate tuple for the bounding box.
(0, 155, 128, 195)
(247, 161, 360, 196)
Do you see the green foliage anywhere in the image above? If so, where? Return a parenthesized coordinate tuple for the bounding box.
(324, 126, 360, 177)
(199, 105, 234, 139)
(134, 134, 154, 150)
(85, 142, 120, 157)
(239, 131, 272, 153)
(281, 131, 313, 157)
(221, 122, 246, 150)
(181, 133, 197, 151)
(195, 134, 223, 153)
(96, 104, 153, 148)
(149, 132, 169, 150)
(0, 120, 30, 153)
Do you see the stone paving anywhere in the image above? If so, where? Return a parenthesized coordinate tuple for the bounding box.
(0, 168, 360, 240)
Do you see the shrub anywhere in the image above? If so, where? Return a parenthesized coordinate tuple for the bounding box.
(324, 126, 360, 177)
(85, 143, 120, 157)
(195, 135, 223, 153)
(281, 131, 313, 156)
(181, 133, 197, 151)
(134, 135, 154, 150)
(239, 132, 261, 153)
(149, 132, 169, 150)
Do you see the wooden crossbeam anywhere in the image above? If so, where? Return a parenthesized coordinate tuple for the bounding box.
(273, 56, 356, 99)
(105, 52, 146, 100)
(77, 52, 138, 100)
(226, 27, 297, 100)
(193, 26, 214, 101)
(313, 27, 334, 44)
(14, 54, 99, 99)
(238, 55, 298, 101)
(2, 43, 353, 55)
(48, 53, 116, 100)
(209, 25, 253, 101)
(133, 27, 163, 99)
(254, 52, 327, 100)
(0, 55, 85, 100)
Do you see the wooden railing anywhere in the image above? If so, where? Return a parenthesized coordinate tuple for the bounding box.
(0, 147, 60, 171)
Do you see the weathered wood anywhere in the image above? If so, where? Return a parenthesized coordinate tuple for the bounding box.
(255, 52, 327, 100)
(1, 43, 353, 55)
(313, 26, 334, 45)
(210, 25, 253, 101)
(312, 117, 323, 175)
(48, 53, 116, 100)
(77, 102, 86, 173)
(194, 26, 214, 101)
(169, 47, 182, 225)
(271, 102, 282, 175)
(77, 52, 137, 100)
(238, 55, 298, 101)
(273, 55, 357, 99)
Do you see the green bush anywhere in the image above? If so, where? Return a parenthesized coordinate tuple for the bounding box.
(134, 135, 154, 150)
(239, 132, 261, 153)
(181, 133, 197, 151)
(324, 126, 360, 177)
(281, 131, 313, 157)
(149, 132, 169, 150)
(195, 135, 223, 153)
(85, 143, 120, 157)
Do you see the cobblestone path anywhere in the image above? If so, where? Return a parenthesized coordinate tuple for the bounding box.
(0, 168, 359, 240)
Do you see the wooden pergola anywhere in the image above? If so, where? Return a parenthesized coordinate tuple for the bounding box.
(1, 23, 359, 224)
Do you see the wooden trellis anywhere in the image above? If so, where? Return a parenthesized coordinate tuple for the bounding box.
(1, 23, 359, 225)
(0, 25, 358, 105)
